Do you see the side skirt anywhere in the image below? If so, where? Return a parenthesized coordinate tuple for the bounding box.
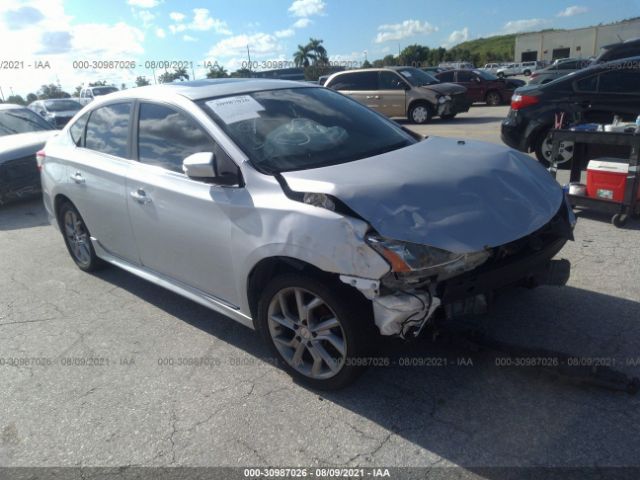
(90, 237, 254, 330)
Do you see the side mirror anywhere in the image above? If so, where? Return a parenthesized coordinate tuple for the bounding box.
(183, 152, 215, 179)
(182, 150, 241, 186)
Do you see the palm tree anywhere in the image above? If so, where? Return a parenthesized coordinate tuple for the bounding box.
(174, 67, 189, 81)
(293, 44, 313, 68)
(307, 38, 328, 64)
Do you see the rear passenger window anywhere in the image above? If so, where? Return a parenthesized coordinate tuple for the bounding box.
(137, 103, 217, 173)
(598, 70, 640, 94)
(85, 103, 131, 158)
(457, 71, 474, 82)
(69, 112, 89, 147)
(327, 71, 378, 90)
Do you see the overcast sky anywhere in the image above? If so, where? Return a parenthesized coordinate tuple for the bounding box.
(0, 0, 638, 98)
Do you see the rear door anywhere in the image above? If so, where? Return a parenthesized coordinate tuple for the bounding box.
(65, 102, 139, 262)
(126, 101, 240, 304)
(376, 71, 407, 117)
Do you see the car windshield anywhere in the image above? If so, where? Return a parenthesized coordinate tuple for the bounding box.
(397, 68, 440, 86)
(44, 100, 82, 112)
(200, 87, 415, 174)
(0, 108, 55, 137)
(92, 87, 118, 96)
(474, 69, 498, 81)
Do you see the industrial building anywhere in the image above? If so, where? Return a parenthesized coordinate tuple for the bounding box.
(515, 17, 640, 62)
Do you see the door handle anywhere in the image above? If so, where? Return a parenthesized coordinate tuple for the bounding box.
(70, 171, 85, 184)
(365, 95, 381, 99)
(130, 188, 152, 204)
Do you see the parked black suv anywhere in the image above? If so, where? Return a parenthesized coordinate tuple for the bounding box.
(501, 57, 640, 166)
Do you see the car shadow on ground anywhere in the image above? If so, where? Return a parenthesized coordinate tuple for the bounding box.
(94, 266, 640, 473)
(0, 198, 49, 231)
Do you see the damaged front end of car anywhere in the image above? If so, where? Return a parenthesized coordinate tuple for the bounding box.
(343, 199, 575, 339)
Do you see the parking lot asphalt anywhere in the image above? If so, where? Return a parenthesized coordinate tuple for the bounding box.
(1, 105, 640, 475)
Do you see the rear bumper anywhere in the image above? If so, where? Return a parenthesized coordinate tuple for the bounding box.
(501, 118, 528, 152)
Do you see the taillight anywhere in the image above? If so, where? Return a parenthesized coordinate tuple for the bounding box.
(510, 94, 539, 110)
(36, 149, 45, 171)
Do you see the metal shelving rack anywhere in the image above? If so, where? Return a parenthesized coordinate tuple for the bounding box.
(549, 129, 640, 227)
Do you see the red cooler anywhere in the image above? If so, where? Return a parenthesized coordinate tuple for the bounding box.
(586, 159, 640, 202)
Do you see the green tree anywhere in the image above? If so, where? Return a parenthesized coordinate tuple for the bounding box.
(7, 95, 26, 105)
(293, 44, 313, 67)
(399, 44, 430, 66)
(26, 93, 38, 103)
(230, 68, 252, 78)
(38, 84, 70, 99)
(135, 76, 151, 86)
(174, 67, 189, 81)
(206, 64, 229, 78)
(307, 37, 328, 64)
(361, 59, 372, 68)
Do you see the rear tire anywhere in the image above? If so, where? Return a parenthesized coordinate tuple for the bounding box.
(58, 201, 104, 272)
(497, 72, 505, 78)
(534, 129, 574, 168)
(523, 69, 531, 76)
(485, 91, 502, 106)
(256, 273, 376, 390)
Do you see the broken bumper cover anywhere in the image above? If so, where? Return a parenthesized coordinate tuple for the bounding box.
(364, 201, 574, 337)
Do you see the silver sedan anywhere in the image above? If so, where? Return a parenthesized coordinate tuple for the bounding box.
(40, 79, 574, 389)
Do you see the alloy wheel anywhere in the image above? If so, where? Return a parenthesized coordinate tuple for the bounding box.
(267, 287, 347, 380)
(411, 106, 429, 124)
(541, 133, 574, 164)
(63, 210, 91, 267)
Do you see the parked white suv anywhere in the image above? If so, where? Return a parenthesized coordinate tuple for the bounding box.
(497, 61, 543, 77)
(40, 79, 574, 389)
(77, 85, 119, 105)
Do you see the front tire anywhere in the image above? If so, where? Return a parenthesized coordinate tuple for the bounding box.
(58, 201, 104, 272)
(408, 103, 432, 124)
(256, 273, 375, 390)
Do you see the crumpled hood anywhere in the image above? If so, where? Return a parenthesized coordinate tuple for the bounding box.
(421, 82, 467, 96)
(281, 136, 563, 253)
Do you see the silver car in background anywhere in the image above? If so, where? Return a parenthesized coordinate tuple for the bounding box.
(41, 79, 575, 389)
(28, 99, 83, 128)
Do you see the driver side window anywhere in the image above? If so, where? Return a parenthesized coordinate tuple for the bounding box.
(379, 71, 406, 90)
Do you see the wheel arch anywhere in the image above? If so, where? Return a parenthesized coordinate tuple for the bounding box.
(246, 256, 342, 325)
(53, 193, 74, 229)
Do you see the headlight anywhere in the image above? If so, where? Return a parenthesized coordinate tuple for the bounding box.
(366, 234, 489, 279)
(303, 192, 335, 211)
(437, 95, 452, 104)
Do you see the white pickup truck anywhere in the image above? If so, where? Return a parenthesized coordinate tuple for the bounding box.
(77, 86, 119, 106)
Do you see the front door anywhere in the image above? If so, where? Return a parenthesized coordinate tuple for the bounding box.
(456, 71, 483, 102)
(376, 71, 407, 117)
(126, 102, 240, 305)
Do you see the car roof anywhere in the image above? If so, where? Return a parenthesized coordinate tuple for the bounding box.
(105, 78, 315, 102)
(0, 103, 27, 111)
